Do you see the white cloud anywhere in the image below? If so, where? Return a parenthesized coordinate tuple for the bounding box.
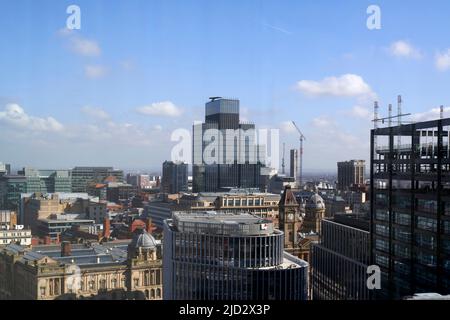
(58, 29, 101, 57)
(70, 37, 101, 57)
(0, 104, 64, 132)
(411, 106, 449, 122)
(435, 49, 450, 71)
(349, 105, 371, 119)
(84, 65, 107, 79)
(311, 117, 332, 128)
(295, 74, 375, 98)
(136, 101, 183, 117)
(388, 40, 421, 59)
(81, 106, 111, 120)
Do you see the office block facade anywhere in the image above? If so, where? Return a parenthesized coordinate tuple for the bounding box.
(163, 211, 308, 300)
(371, 118, 450, 298)
(70, 167, 123, 193)
(0, 170, 71, 211)
(337, 160, 365, 191)
(311, 217, 371, 300)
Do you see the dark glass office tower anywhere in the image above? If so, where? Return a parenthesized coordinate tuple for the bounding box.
(371, 118, 450, 299)
(192, 98, 266, 192)
(162, 161, 188, 194)
(163, 211, 309, 300)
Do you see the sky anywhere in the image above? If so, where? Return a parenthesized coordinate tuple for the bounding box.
(1, 0, 450, 173)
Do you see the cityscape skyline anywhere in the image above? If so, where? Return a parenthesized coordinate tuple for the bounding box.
(2, 1, 450, 171)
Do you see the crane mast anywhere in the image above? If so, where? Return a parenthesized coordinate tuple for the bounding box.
(291, 121, 306, 189)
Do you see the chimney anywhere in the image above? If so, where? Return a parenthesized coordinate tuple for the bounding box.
(103, 217, 111, 239)
(146, 217, 152, 234)
(61, 241, 72, 257)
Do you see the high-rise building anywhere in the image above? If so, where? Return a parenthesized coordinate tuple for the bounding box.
(161, 161, 188, 194)
(311, 215, 371, 300)
(163, 211, 309, 300)
(192, 97, 266, 192)
(290, 149, 298, 182)
(70, 167, 123, 193)
(337, 160, 365, 191)
(371, 118, 450, 298)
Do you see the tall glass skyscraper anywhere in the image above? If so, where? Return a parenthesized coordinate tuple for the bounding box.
(163, 211, 308, 300)
(192, 98, 267, 192)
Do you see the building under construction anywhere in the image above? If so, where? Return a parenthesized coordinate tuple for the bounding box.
(370, 116, 450, 298)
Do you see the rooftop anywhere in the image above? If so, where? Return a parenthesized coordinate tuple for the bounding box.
(170, 211, 275, 236)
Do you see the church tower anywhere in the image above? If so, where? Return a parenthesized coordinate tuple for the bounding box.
(278, 185, 303, 248)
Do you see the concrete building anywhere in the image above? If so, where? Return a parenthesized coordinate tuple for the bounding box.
(161, 161, 188, 194)
(267, 175, 297, 194)
(192, 97, 267, 192)
(20, 192, 93, 231)
(0, 226, 162, 300)
(311, 215, 371, 300)
(371, 117, 450, 298)
(337, 160, 365, 191)
(163, 210, 308, 300)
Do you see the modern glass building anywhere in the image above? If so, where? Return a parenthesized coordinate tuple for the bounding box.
(0, 169, 72, 210)
(311, 216, 371, 300)
(163, 211, 308, 300)
(70, 167, 124, 193)
(161, 161, 188, 194)
(371, 117, 450, 298)
(192, 98, 266, 192)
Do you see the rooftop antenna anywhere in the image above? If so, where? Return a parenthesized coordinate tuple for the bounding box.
(388, 104, 393, 127)
(282, 143, 286, 175)
(397, 95, 402, 149)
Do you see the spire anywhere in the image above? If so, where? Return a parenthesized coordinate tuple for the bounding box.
(279, 185, 298, 206)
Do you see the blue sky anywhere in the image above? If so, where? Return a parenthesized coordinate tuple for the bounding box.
(1, 0, 450, 172)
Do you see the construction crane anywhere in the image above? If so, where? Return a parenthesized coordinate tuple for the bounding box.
(282, 143, 286, 175)
(291, 121, 306, 189)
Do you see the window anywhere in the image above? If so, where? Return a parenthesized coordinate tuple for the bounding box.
(156, 288, 161, 298)
(134, 278, 139, 287)
(40, 287, 46, 297)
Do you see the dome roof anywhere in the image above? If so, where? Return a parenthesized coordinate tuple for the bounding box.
(306, 193, 325, 210)
(130, 228, 157, 249)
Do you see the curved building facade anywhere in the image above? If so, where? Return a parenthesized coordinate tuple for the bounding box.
(163, 211, 308, 300)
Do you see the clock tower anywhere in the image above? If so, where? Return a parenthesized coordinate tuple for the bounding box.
(278, 185, 303, 248)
